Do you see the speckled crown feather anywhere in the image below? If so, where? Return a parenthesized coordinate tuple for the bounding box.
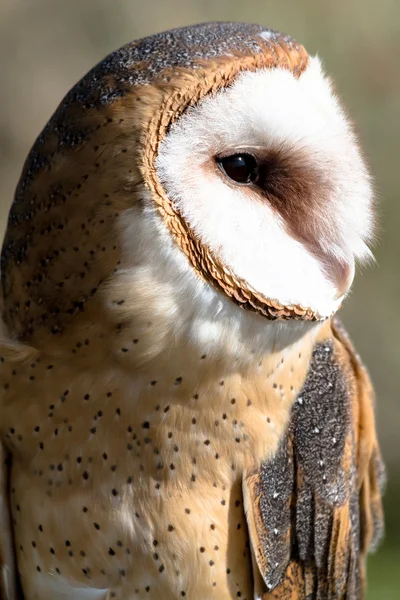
(0, 22, 310, 345)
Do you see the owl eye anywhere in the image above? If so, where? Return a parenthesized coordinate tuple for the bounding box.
(217, 153, 258, 184)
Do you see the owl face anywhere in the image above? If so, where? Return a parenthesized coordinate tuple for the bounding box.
(156, 57, 374, 321)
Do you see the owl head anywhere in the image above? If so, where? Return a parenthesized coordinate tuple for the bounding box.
(0, 23, 374, 360)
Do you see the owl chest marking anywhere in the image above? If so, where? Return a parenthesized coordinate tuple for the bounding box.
(1, 338, 314, 599)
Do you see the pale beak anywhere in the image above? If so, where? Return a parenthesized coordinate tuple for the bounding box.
(333, 260, 355, 300)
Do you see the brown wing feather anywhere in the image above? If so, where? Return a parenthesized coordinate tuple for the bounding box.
(243, 318, 385, 599)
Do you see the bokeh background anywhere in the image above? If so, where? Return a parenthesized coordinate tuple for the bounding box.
(0, 0, 398, 597)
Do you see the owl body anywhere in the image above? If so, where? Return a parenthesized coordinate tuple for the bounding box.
(0, 23, 384, 600)
(1, 322, 316, 600)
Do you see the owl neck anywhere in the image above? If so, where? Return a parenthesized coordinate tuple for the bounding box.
(29, 261, 323, 388)
(2, 200, 323, 378)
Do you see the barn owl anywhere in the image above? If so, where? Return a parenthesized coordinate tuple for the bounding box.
(0, 22, 384, 600)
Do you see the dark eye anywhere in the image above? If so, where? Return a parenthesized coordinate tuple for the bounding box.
(216, 153, 258, 184)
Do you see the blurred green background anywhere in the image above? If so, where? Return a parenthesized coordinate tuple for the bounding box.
(0, 0, 398, 597)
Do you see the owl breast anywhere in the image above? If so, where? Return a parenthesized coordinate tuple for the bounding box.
(2, 334, 313, 600)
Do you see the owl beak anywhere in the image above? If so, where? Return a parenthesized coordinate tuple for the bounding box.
(333, 260, 355, 301)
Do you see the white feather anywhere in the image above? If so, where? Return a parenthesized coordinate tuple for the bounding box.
(114, 202, 320, 366)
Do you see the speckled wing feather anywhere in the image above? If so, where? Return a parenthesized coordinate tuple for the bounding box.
(243, 318, 385, 599)
(0, 442, 20, 600)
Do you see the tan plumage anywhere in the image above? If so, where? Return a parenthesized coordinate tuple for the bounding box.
(0, 22, 384, 600)
(244, 320, 384, 599)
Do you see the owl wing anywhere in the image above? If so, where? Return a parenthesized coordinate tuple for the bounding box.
(0, 441, 20, 600)
(243, 317, 385, 600)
